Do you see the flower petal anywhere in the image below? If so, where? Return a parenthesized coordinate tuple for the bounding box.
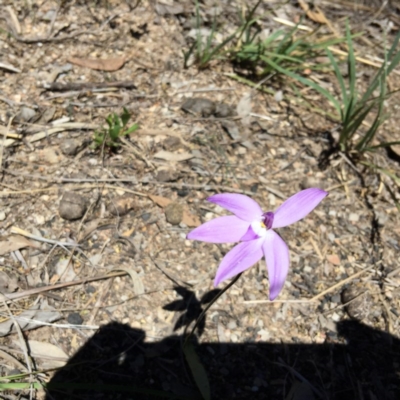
(272, 188, 328, 228)
(187, 215, 250, 243)
(207, 193, 263, 222)
(214, 238, 264, 286)
(262, 230, 290, 300)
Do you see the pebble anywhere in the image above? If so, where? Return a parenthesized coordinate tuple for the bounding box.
(227, 320, 237, 330)
(348, 213, 359, 222)
(67, 312, 83, 325)
(0, 211, 6, 221)
(341, 283, 373, 321)
(59, 191, 88, 220)
(16, 106, 36, 122)
(61, 139, 82, 156)
(165, 202, 183, 225)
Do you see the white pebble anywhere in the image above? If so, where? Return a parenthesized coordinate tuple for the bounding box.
(348, 213, 359, 222)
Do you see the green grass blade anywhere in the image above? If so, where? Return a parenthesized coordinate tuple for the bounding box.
(123, 123, 139, 136)
(184, 341, 210, 400)
(360, 30, 400, 103)
(326, 48, 348, 106)
(261, 56, 342, 113)
(346, 21, 357, 117)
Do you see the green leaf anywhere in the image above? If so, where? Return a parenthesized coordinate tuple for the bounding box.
(121, 107, 131, 127)
(261, 56, 341, 113)
(183, 341, 210, 400)
(326, 48, 347, 106)
(346, 21, 357, 115)
(122, 123, 139, 136)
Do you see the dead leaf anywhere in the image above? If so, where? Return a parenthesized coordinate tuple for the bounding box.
(17, 340, 68, 369)
(236, 92, 252, 126)
(182, 209, 201, 227)
(0, 301, 62, 337)
(155, 3, 184, 15)
(298, 0, 328, 24)
(112, 267, 144, 295)
(68, 56, 126, 72)
(153, 150, 194, 162)
(0, 235, 40, 256)
(148, 194, 172, 208)
(327, 254, 341, 265)
(0, 271, 18, 294)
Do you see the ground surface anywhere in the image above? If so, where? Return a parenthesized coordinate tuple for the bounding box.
(0, 1, 400, 399)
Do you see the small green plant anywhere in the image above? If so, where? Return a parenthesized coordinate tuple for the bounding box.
(266, 22, 400, 155)
(184, 1, 343, 78)
(93, 108, 138, 150)
(183, 0, 240, 69)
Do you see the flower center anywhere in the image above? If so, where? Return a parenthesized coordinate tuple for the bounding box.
(262, 212, 274, 230)
(249, 212, 274, 239)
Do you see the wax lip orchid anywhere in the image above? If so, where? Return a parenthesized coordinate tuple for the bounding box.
(187, 188, 328, 300)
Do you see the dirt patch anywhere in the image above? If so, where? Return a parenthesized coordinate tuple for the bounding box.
(0, 1, 399, 399)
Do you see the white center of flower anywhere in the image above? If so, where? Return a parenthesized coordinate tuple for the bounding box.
(251, 220, 267, 238)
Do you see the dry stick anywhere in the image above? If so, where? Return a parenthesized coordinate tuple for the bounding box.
(244, 264, 377, 304)
(0, 348, 28, 372)
(2, 299, 35, 399)
(308, 264, 376, 302)
(272, 16, 400, 73)
(0, 270, 129, 303)
(42, 81, 137, 91)
(0, 184, 148, 197)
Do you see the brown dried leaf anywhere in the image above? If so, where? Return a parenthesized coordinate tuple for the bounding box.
(298, 0, 329, 24)
(0, 235, 39, 256)
(182, 208, 201, 227)
(327, 254, 341, 265)
(148, 194, 172, 208)
(68, 56, 126, 71)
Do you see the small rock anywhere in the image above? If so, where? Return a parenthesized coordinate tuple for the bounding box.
(215, 102, 235, 118)
(181, 97, 216, 117)
(155, 168, 179, 182)
(141, 212, 151, 221)
(227, 320, 237, 330)
(15, 107, 37, 122)
(165, 202, 183, 225)
(177, 188, 189, 197)
(67, 312, 83, 325)
(59, 191, 88, 220)
(109, 195, 136, 216)
(341, 283, 373, 321)
(162, 136, 181, 150)
(0, 211, 6, 221)
(61, 139, 82, 156)
(221, 120, 240, 140)
(348, 213, 359, 222)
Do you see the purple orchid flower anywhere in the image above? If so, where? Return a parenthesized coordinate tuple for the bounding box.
(187, 188, 328, 300)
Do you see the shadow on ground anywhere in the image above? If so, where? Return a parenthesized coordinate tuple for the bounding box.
(45, 293, 399, 400)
